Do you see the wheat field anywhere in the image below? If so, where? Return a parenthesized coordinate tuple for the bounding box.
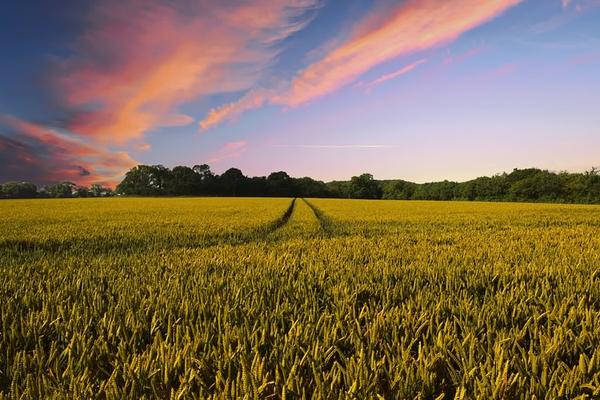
(1, 198, 599, 399)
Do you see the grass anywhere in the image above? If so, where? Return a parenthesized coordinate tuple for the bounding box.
(1, 198, 599, 399)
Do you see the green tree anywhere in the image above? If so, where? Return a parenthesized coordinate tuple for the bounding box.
(117, 165, 171, 196)
(349, 173, 382, 199)
(0, 181, 37, 198)
(267, 171, 296, 197)
(508, 170, 565, 201)
(45, 182, 76, 198)
(326, 181, 352, 198)
(168, 166, 200, 196)
(74, 186, 90, 197)
(382, 180, 417, 200)
(218, 168, 247, 196)
(90, 183, 113, 197)
(456, 181, 476, 201)
(296, 177, 330, 198)
(192, 164, 216, 194)
(472, 175, 508, 200)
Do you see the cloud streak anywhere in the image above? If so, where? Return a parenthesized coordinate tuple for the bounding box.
(56, 0, 318, 143)
(0, 115, 136, 187)
(358, 59, 427, 90)
(200, 89, 273, 131)
(271, 144, 396, 149)
(208, 141, 249, 163)
(200, 0, 522, 129)
(2, 0, 320, 184)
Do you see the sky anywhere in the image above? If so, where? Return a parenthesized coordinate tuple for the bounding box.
(0, 0, 599, 187)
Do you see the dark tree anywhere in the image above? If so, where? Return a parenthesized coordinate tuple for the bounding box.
(326, 181, 352, 198)
(218, 168, 247, 196)
(267, 171, 296, 197)
(0, 181, 38, 198)
(90, 184, 113, 197)
(455, 181, 476, 201)
(582, 167, 600, 202)
(349, 173, 382, 199)
(296, 177, 330, 198)
(168, 166, 200, 196)
(87, 164, 600, 204)
(74, 186, 90, 197)
(45, 182, 76, 198)
(382, 180, 417, 200)
(247, 176, 269, 196)
(192, 164, 216, 194)
(116, 165, 171, 196)
(471, 175, 508, 200)
(193, 164, 214, 182)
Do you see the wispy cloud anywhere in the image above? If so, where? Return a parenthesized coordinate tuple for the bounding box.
(0, 115, 136, 186)
(281, 0, 521, 106)
(357, 59, 427, 90)
(135, 143, 152, 152)
(2, 0, 320, 184)
(200, 89, 274, 131)
(271, 144, 396, 149)
(200, 0, 522, 129)
(55, 0, 319, 143)
(443, 46, 487, 66)
(486, 62, 518, 79)
(208, 141, 249, 163)
(530, 0, 600, 34)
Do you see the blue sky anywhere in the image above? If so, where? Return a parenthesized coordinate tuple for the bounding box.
(0, 0, 599, 186)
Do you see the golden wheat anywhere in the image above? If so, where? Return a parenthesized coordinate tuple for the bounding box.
(0, 197, 598, 399)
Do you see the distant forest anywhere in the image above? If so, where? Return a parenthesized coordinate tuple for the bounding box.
(2, 164, 599, 204)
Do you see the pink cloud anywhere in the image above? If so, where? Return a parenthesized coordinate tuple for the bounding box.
(567, 51, 600, 69)
(4, 1, 321, 185)
(200, 0, 522, 129)
(135, 143, 152, 152)
(443, 46, 487, 66)
(281, 0, 521, 106)
(486, 62, 518, 79)
(357, 59, 427, 90)
(271, 144, 395, 149)
(0, 115, 137, 187)
(57, 0, 318, 144)
(200, 90, 273, 131)
(208, 141, 249, 164)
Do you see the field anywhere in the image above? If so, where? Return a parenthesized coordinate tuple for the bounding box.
(1, 198, 599, 399)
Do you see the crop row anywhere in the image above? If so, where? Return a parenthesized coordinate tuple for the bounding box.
(1, 198, 599, 398)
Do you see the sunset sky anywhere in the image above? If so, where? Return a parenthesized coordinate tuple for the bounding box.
(1, 0, 599, 186)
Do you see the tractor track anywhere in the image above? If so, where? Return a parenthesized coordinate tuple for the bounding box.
(302, 198, 335, 236)
(2, 198, 299, 255)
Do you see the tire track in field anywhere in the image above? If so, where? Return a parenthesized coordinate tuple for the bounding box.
(148, 198, 300, 248)
(2, 198, 299, 255)
(260, 197, 296, 234)
(193, 197, 298, 247)
(302, 198, 335, 236)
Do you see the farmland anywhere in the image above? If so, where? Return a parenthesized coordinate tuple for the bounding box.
(1, 198, 599, 399)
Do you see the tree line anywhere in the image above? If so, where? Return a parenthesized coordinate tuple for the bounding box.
(379, 167, 600, 203)
(0, 181, 114, 199)
(2, 164, 599, 203)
